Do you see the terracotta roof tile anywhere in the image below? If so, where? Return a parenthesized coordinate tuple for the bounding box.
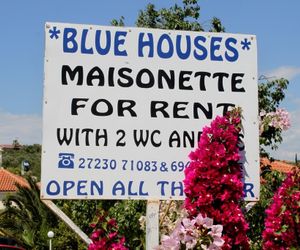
(271, 161, 295, 173)
(260, 158, 295, 173)
(0, 168, 28, 192)
(0, 144, 22, 150)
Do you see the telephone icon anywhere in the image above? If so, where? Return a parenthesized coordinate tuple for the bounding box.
(58, 153, 75, 169)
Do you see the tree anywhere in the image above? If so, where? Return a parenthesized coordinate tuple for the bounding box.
(0, 176, 57, 249)
(2, 144, 42, 178)
(112, 0, 225, 32)
(258, 77, 289, 154)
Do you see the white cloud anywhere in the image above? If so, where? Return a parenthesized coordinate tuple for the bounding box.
(269, 109, 300, 161)
(263, 66, 300, 81)
(0, 111, 42, 145)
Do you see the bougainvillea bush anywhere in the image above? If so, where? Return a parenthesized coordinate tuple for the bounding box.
(88, 211, 128, 250)
(262, 167, 300, 249)
(183, 109, 250, 249)
(245, 169, 286, 249)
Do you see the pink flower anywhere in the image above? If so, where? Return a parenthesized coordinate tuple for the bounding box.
(88, 213, 128, 250)
(90, 230, 101, 240)
(209, 225, 223, 238)
(109, 232, 118, 239)
(156, 235, 180, 250)
(260, 108, 291, 135)
(108, 218, 117, 227)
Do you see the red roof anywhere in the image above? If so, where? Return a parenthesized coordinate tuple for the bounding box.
(261, 158, 295, 173)
(0, 144, 22, 150)
(0, 168, 28, 192)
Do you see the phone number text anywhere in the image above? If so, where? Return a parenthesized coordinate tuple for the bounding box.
(78, 158, 189, 172)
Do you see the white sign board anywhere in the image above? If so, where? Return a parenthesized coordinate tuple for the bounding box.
(41, 22, 259, 201)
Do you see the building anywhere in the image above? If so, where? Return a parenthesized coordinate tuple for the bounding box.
(260, 157, 295, 174)
(0, 168, 28, 210)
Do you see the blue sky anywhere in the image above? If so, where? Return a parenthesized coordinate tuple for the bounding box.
(0, 0, 299, 161)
